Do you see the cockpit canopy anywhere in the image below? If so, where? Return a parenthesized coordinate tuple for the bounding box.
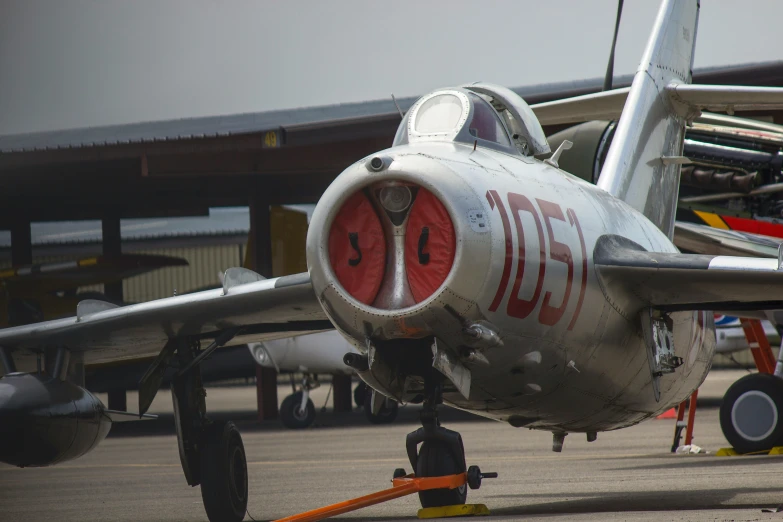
(393, 82, 550, 157)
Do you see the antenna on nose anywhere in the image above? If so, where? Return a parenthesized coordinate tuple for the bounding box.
(391, 94, 404, 119)
(603, 0, 624, 91)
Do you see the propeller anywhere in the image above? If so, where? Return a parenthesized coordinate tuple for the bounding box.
(603, 0, 624, 91)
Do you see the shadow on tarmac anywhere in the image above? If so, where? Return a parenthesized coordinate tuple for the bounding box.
(485, 486, 781, 517)
(253, 486, 781, 521)
(108, 403, 488, 438)
(613, 453, 783, 471)
(109, 388, 722, 438)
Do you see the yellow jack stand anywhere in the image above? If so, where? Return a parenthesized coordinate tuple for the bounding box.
(418, 504, 490, 519)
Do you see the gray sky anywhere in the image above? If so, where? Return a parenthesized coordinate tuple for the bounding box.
(0, 0, 781, 136)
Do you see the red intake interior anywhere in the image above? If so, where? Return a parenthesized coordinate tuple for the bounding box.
(328, 191, 386, 305)
(404, 188, 456, 303)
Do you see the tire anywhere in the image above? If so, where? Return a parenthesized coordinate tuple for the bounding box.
(199, 421, 248, 522)
(720, 373, 783, 454)
(280, 391, 316, 429)
(363, 392, 398, 424)
(354, 382, 368, 408)
(416, 441, 467, 508)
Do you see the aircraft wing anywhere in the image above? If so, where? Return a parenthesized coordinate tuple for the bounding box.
(531, 88, 629, 126)
(673, 221, 783, 258)
(2, 254, 189, 294)
(0, 271, 331, 365)
(531, 84, 783, 126)
(595, 235, 783, 312)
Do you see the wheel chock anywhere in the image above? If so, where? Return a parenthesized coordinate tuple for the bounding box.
(418, 504, 490, 519)
(716, 447, 783, 456)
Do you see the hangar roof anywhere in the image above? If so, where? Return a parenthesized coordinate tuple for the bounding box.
(3, 62, 781, 154)
(0, 95, 418, 154)
(1, 61, 782, 227)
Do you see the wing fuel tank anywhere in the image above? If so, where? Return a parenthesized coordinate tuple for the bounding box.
(0, 373, 112, 467)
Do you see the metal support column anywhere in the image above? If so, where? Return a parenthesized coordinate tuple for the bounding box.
(10, 220, 32, 266)
(9, 220, 34, 325)
(102, 216, 123, 303)
(250, 192, 278, 421)
(0, 346, 15, 375)
(107, 389, 127, 411)
(102, 216, 126, 411)
(740, 318, 777, 374)
(332, 374, 353, 413)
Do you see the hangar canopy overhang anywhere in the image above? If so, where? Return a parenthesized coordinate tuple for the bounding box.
(2, 61, 783, 225)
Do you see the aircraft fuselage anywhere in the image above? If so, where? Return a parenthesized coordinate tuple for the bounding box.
(307, 141, 715, 433)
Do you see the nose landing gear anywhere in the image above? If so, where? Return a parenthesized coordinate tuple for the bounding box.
(280, 374, 318, 429)
(404, 377, 492, 508)
(415, 439, 467, 507)
(273, 374, 495, 520)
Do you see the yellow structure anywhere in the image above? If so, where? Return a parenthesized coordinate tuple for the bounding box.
(716, 446, 783, 456)
(417, 504, 491, 519)
(0, 206, 309, 308)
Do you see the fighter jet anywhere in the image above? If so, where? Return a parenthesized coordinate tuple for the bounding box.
(5, 1, 783, 520)
(248, 331, 399, 428)
(712, 315, 779, 356)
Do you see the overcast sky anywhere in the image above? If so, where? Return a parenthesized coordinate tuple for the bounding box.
(1, 0, 781, 136)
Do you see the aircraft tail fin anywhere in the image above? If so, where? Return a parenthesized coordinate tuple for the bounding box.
(595, 0, 700, 239)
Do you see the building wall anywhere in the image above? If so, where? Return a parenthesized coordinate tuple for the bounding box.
(123, 245, 243, 302)
(24, 243, 244, 303)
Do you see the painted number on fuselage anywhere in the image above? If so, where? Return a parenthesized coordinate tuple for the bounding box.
(486, 190, 587, 329)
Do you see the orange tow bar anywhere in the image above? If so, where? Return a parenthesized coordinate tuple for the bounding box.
(274, 473, 468, 522)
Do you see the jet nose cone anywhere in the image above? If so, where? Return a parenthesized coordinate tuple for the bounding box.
(319, 179, 457, 310)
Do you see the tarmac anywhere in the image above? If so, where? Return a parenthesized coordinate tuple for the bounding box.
(2, 369, 783, 522)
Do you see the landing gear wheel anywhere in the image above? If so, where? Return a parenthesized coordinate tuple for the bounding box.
(200, 421, 248, 522)
(354, 381, 368, 408)
(363, 392, 398, 424)
(280, 391, 316, 429)
(720, 373, 783, 454)
(416, 441, 467, 508)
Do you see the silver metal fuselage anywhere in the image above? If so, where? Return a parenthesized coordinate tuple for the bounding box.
(307, 141, 715, 434)
(249, 331, 358, 374)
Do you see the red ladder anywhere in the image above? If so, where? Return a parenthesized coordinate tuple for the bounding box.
(671, 390, 698, 452)
(738, 318, 776, 374)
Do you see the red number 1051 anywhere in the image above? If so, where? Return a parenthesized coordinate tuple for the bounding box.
(486, 190, 587, 330)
